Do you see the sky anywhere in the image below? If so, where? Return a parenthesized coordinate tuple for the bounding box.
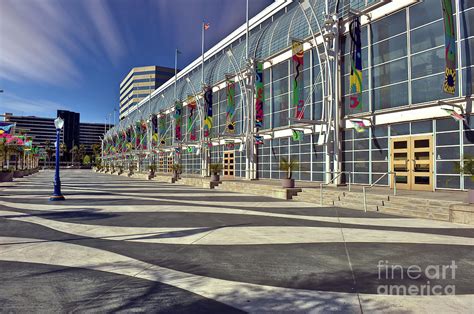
(0, 0, 273, 123)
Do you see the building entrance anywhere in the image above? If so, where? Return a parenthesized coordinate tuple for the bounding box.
(390, 135, 433, 191)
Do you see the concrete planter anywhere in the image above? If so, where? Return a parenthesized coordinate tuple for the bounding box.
(13, 170, 25, 178)
(281, 178, 295, 188)
(0, 171, 13, 182)
(468, 189, 474, 204)
(211, 174, 220, 182)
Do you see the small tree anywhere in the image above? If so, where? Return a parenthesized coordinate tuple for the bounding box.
(279, 157, 299, 179)
(71, 145, 79, 163)
(91, 143, 101, 162)
(83, 155, 91, 165)
(78, 145, 86, 163)
(44, 140, 53, 164)
(59, 143, 67, 162)
(454, 155, 474, 183)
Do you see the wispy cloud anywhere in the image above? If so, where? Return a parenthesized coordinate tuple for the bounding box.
(1, 93, 69, 117)
(0, 0, 126, 86)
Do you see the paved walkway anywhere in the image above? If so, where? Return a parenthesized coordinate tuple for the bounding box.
(0, 170, 473, 313)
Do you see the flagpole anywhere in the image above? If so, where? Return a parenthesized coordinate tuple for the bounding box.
(246, 0, 249, 58)
(201, 21, 205, 86)
(174, 48, 178, 100)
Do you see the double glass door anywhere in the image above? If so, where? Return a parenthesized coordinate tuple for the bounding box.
(391, 135, 433, 191)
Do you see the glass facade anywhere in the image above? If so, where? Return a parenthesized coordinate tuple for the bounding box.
(106, 0, 474, 191)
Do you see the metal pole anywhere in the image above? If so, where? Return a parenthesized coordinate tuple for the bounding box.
(246, 0, 249, 59)
(50, 128, 65, 201)
(201, 22, 205, 85)
(174, 49, 178, 100)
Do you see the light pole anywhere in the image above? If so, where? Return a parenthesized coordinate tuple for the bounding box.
(50, 117, 65, 201)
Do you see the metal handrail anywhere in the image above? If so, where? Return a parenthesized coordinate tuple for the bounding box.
(363, 171, 397, 212)
(320, 171, 352, 206)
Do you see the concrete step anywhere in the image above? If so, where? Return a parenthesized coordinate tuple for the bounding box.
(377, 205, 450, 221)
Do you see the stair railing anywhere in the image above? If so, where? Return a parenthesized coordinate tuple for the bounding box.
(320, 171, 352, 206)
(363, 171, 397, 212)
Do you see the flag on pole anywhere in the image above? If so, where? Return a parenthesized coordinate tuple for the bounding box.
(255, 135, 264, 145)
(351, 120, 366, 133)
(442, 108, 465, 121)
(292, 130, 303, 141)
(204, 22, 210, 30)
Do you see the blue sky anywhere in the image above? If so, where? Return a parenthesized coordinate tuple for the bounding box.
(0, 0, 273, 123)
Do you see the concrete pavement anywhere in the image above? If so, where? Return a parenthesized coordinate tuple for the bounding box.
(0, 170, 473, 313)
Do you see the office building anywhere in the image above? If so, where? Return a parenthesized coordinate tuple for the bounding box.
(119, 65, 176, 120)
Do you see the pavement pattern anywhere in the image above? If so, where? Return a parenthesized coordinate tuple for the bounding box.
(0, 170, 473, 313)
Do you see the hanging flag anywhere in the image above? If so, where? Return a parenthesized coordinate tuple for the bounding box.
(0, 122, 14, 136)
(203, 86, 213, 138)
(175, 101, 183, 141)
(292, 40, 305, 119)
(442, 108, 465, 121)
(255, 61, 264, 129)
(442, 0, 456, 94)
(159, 113, 166, 146)
(187, 146, 193, 153)
(292, 130, 303, 141)
(351, 120, 366, 133)
(349, 16, 363, 109)
(255, 135, 264, 145)
(204, 22, 210, 30)
(187, 96, 197, 141)
(226, 77, 236, 133)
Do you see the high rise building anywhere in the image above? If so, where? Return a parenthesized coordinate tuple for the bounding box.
(119, 65, 175, 120)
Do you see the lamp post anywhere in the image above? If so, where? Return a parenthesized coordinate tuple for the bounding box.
(50, 117, 65, 201)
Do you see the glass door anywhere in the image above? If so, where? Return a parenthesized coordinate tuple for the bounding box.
(391, 137, 411, 190)
(223, 150, 235, 179)
(410, 136, 433, 191)
(390, 135, 433, 191)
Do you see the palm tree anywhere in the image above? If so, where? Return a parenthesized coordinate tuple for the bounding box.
(78, 144, 86, 164)
(91, 143, 100, 162)
(59, 143, 67, 163)
(71, 145, 79, 164)
(44, 140, 53, 166)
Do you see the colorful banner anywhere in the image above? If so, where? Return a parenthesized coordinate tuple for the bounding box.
(292, 130, 303, 141)
(226, 78, 236, 133)
(187, 96, 197, 141)
(0, 122, 14, 137)
(159, 113, 166, 145)
(442, 108, 465, 121)
(349, 17, 362, 109)
(204, 86, 213, 138)
(255, 135, 264, 145)
(140, 120, 147, 150)
(255, 61, 264, 129)
(351, 120, 366, 133)
(175, 101, 183, 141)
(442, 0, 456, 94)
(151, 115, 158, 147)
(292, 40, 304, 119)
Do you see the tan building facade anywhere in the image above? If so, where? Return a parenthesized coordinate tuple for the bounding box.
(119, 66, 175, 120)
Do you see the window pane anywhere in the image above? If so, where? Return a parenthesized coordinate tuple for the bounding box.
(460, 8, 474, 39)
(409, 0, 442, 29)
(372, 34, 407, 66)
(411, 120, 433, 134)
(410, 20, 444, 54)
(372, 58, 408, 88)
(373, 82, 408, 110)
(436, 175, 460, 189)
(437, 118, 460, 132)
(371, 11, 406, 43)
(411, 47, 445, 79)
(412, 74, 458, 104)
(436, 132, 459, 146)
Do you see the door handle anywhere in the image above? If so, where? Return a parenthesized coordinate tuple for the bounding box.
(412, 159, 416, 172)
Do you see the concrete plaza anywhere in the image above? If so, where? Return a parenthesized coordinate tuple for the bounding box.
(0, 170, 473, 313)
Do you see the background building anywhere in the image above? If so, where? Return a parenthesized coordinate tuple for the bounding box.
(119, 65, 176, 120)
(3, 111, 111, 157)
(105, 0, 473, 192)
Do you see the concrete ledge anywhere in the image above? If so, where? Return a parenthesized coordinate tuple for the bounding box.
(449, 204, 474, 225)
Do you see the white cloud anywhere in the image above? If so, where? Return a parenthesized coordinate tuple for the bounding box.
(0, 93, 69, 117)
(0, 0, 126, 86)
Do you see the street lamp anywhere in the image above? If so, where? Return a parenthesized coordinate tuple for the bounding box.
(50, 117, 65, 201)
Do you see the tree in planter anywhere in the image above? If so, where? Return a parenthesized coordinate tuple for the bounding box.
(83, 155, 91, 165)
(209, 163, 223, 182)
(148, 164, 157, 179)
(128, 163, 136, 175)
(279, 157, 299, 188)
(454, 155, 474, 203)
(78, 145, 86, 164)
(91, 143, 101, 164)
(171, 163, 182, 180)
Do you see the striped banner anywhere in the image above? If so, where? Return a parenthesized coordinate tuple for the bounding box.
(442, 0, 456, 94)
(187, 96, 197, 141)
(175, 101, 183, 141)
(255, 61, 264, 129)
(226, 78, 236, 133)
(349, 17, 363, 109)
(204, 86, 213, 138)
(292, 40, 304, 119)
